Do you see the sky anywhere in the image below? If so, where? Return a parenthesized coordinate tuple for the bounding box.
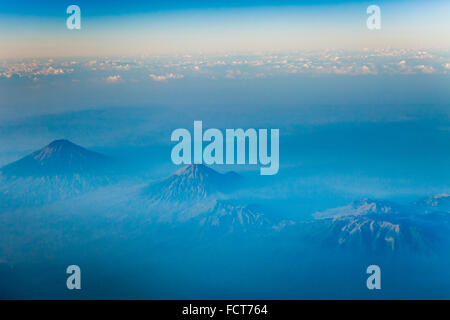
(0, 0, 448, 203)
(1, 0, 450, 58)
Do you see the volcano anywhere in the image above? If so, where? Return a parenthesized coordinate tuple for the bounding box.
(143, 164, 242, 202)
(0, 139, 110, 178)
(0, 140, 113, 207)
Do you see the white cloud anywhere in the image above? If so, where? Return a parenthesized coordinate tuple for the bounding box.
(149, 73, 184, 82)
(225, 69, 242, 79)
(414, 65, 435, 74)
(35, 66, 64, 75)
(360, 65, 377, 75)
(106, 75, 122, 83)
(113, 64, 130, 71)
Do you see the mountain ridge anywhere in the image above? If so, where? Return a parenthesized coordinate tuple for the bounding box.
(310, 196, 450, 254)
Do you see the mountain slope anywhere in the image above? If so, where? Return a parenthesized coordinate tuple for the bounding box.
(319, 215, 436, 253)
(143, 164, 242, 202)
(194, 201, 270, 233)
(0, 140, 113, 208)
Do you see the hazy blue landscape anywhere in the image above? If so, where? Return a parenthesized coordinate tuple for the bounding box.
(0, 80, 449, 298)
(1, 0, 450, 300)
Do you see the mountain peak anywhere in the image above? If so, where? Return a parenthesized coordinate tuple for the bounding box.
(0, 139, 109, 177)
(178, 164, 205, 171)
(47, 139, 76, 148)
(313, 198, 402, 219)
(33, 139, 92, 162)
(352, 198, 400, 214)
(144, 164, 242, 202)
(176, 164, 217, 176)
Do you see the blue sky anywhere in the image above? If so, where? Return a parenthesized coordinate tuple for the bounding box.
(1, 0, 449, 58)
(0, 1, 410, 16)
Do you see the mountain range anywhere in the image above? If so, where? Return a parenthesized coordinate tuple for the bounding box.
(0, 139, 449, 254)
(311, 197, 450, 253)
(138, 163, 273, 232)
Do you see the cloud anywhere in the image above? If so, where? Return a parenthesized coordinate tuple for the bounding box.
(225, 69, 242, 79)
(149, 73, 184, 82)
(106, 75, 122, 83)
(0, 49, 447, 83)
(414, 65, 435, 74)
(35, 66, 64, 75)
(360, 65, 377, 75)
(1, 72, 13, 78)
(331, 65, 353, 75)
(113, 64, 130, 71)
